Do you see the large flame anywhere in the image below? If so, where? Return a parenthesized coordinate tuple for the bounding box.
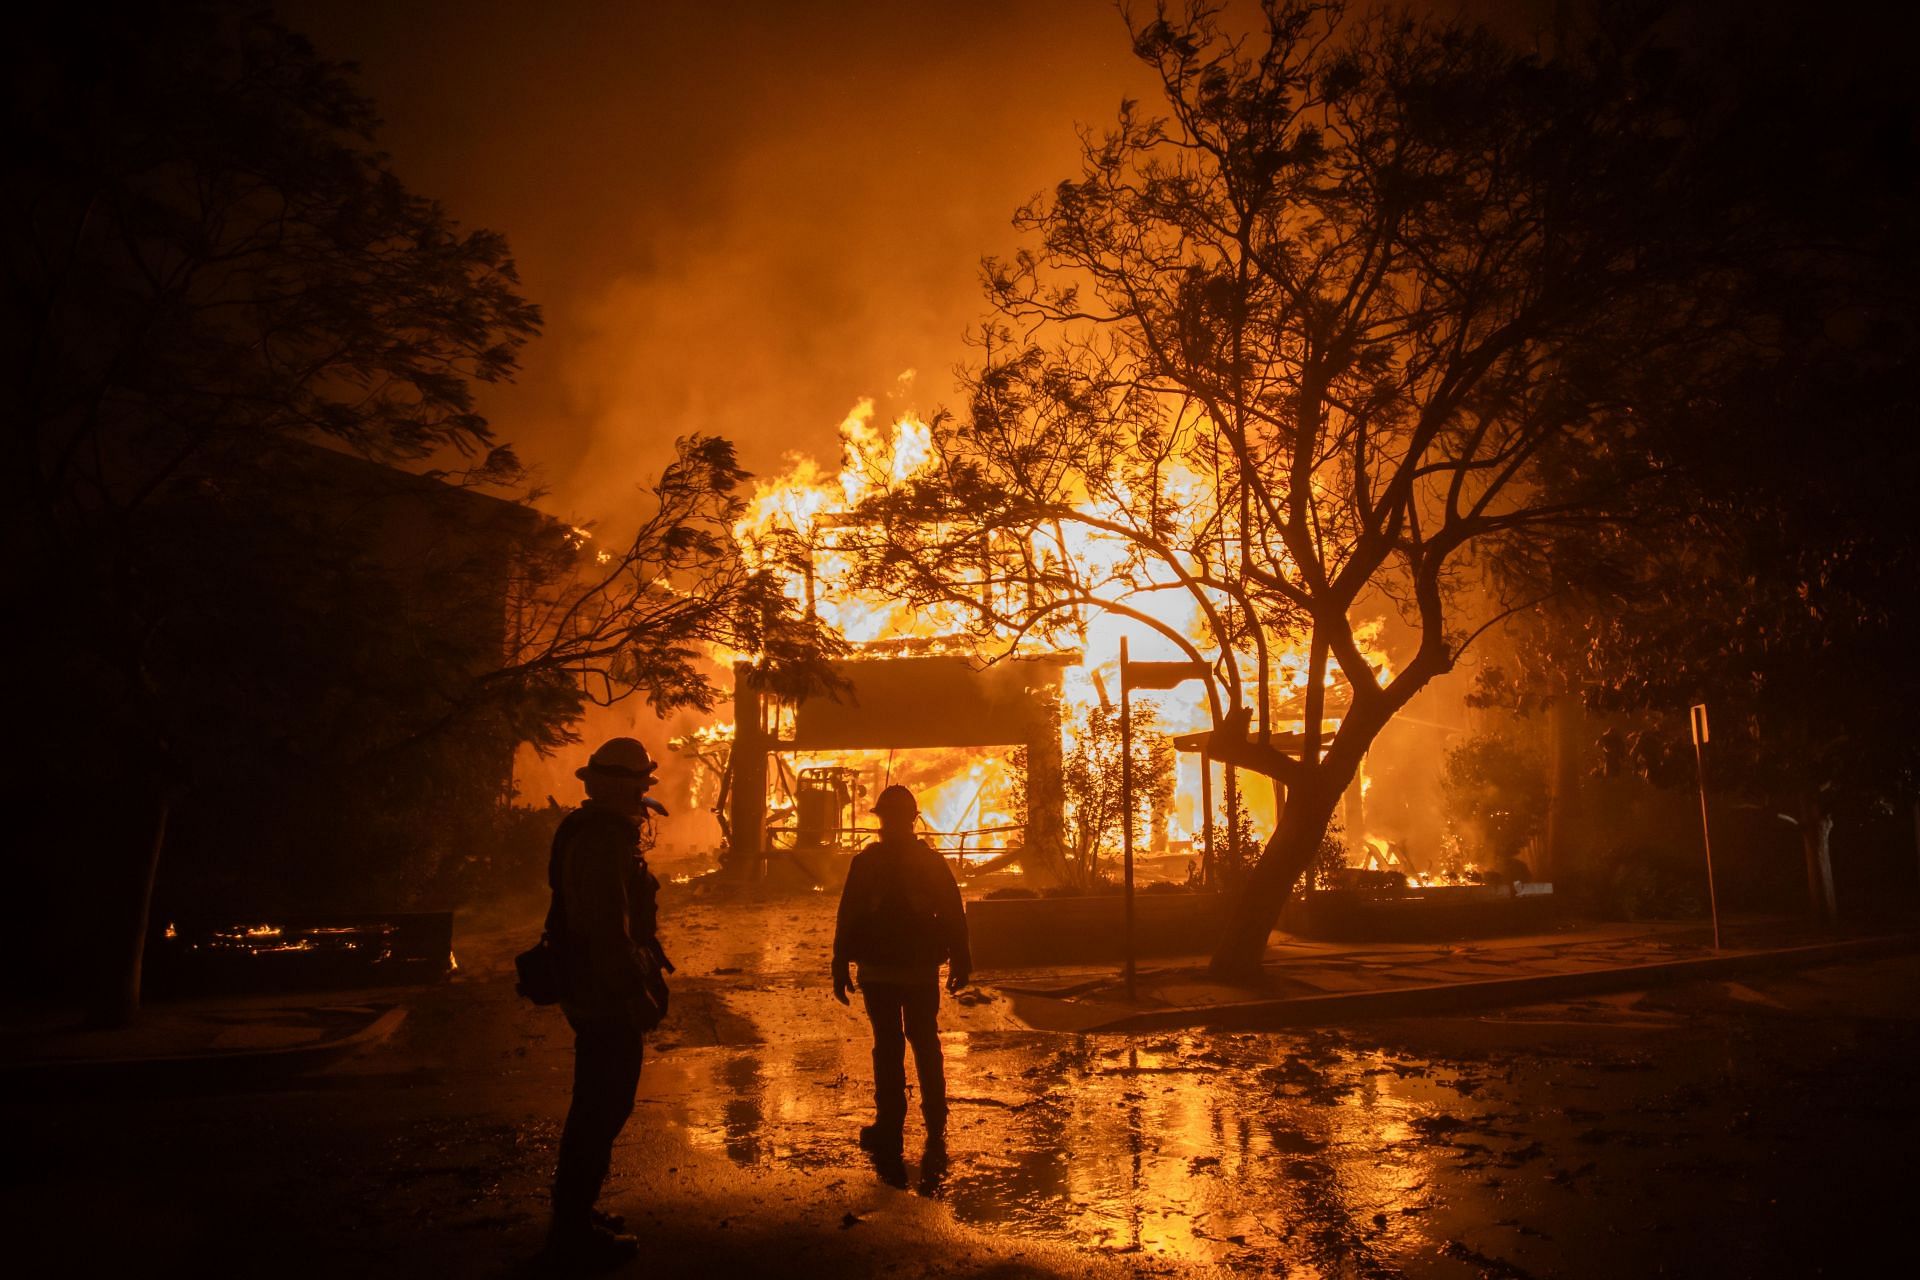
(727, 403, 1394, 871)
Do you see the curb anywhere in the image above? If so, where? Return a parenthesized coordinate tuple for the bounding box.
(1064, 933, 1920, 1033)
(0, 1005, 408, 1090)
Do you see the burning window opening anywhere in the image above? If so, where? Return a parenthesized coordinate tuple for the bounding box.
(762, 749, 1026, 865)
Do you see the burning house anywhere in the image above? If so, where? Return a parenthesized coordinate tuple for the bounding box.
(696, 403, 1420, 891)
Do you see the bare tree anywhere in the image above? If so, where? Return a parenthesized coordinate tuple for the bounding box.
(851, 1, 1747, 977)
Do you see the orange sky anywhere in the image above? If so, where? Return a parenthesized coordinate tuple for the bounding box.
(287, 0, 1160, 525)
(285, 1, 1557, 528)
(280, 0, 1552, 825)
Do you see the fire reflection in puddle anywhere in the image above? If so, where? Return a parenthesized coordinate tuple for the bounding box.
(640, 1028, 1490, 1270)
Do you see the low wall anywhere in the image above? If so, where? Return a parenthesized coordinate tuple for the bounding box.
(967, 892, 1223, 967)
(1282, 884, 1558, 942)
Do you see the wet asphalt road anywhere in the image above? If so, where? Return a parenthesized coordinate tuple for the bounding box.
(7, 885, 1915, 1278)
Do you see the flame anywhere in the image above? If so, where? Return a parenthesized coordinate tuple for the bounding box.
(735, 413, 958, 645)
(765, 747, 1024, 861)
(725, 402, 1396, 863)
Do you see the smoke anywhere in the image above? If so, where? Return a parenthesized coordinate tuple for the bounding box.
(286, 0, 1154, 525)
(281, 0, 1566, 538)
(283, 0, 1551, 844)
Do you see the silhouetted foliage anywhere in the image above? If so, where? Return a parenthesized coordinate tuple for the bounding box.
(1478, 2, 1920, 921)
(1061, 702, 1169, 889)
(2, 4, 837, 1020)
(846, 1, 1797, 974)
(1009, 698, 1172, 890)
(1306, 815, 1350, 892)
(1441, 732, 1549, 865)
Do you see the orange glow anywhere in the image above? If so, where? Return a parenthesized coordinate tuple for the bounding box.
(725, 406, 1395, 865)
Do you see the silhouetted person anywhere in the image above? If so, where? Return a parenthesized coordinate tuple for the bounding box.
(547, 737, 670, 1271)
(832, 785, 971, 1168)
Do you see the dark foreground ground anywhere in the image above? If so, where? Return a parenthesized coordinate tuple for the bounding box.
(6, 885, 1914, 1278)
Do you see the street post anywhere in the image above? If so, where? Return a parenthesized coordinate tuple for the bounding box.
(1690, 702, 1723, 950)
(1118, 648, 1210, 1001)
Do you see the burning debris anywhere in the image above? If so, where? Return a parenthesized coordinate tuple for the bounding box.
(152, 914, 457, 995)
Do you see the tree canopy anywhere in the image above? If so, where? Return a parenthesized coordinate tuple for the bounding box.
(847, 0, 1784, 974)
(1472, 0, 1920, 921)
(2, 3, 836, 1020)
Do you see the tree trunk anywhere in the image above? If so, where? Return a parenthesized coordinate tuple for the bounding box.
(1004, 846, 1071, 889)
(1798, 791, 1837, 927)
(88, 793, 169, 1029)
(1208, 781, 1340, 981)
(1542, 697, 1583, 883)
(1342, 758, 1365, 848)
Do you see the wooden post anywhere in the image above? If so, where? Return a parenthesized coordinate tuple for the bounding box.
(1226, 764, 1240, 880)
(1343, 757, 1365, 853)
(1542, 696, 1583, 883)
(1022, 684, 1067, 885)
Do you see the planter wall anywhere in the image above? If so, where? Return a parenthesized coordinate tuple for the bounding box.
(967, 892, 1223, 967)
(1281, 884, 1558, 942)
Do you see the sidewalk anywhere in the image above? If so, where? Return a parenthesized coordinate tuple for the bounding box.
(0, 993, 408, 1088)
(987, 918, 1920, 1033)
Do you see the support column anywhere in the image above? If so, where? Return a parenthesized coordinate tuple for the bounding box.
(1200, 751, 1214, 887)
(1342, 756, 1365, 853)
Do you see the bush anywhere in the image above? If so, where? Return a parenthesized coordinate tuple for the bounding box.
(1601, 842, 1708, 920)
(1306, 815, 1350, 890)
(1442, 731, 1549, 864)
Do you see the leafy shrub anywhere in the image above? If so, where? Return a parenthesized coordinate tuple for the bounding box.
(1603, 842, 1708, 920)
(1442, 732, 1549, 863)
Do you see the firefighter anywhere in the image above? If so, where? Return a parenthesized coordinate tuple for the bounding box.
(831, 784, 972, 1167)
(547, 736, 670, 1270)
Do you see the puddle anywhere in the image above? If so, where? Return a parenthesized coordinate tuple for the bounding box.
(639, 1024, 1534, 1272)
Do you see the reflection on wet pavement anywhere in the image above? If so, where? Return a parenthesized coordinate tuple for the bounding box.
(7, 885, 1912, 1277)
(646, 1019, 1551, 1273)
(639, 890, 1825, 1276)
(622, 890, 1912, 1280)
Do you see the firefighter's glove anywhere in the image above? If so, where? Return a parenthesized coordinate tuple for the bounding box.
(832, 961, 853, 1006)
(946, 966, 970, 995)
